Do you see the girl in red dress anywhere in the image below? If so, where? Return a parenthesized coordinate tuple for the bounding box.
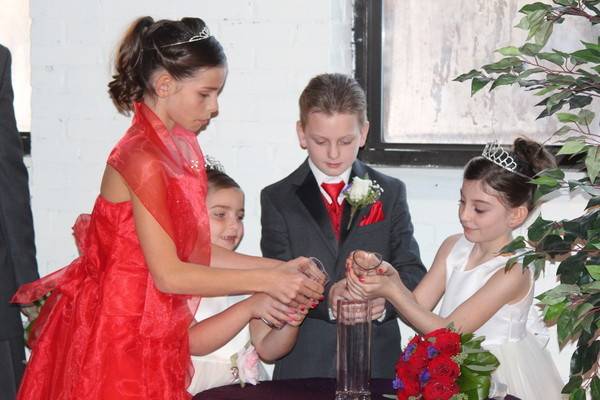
(12, 16, 323, 400)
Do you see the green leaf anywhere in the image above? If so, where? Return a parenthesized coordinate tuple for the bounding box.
(584, 341, 600, 373)
(546, 90, 571, 112)
(569, 388, 585, 400)
(527, 215, 554, 241)
(557, 139, 586, 155)
(562, 375, 583, 393)
(553, 125, 572, 136)
(557, 253, 588, 284)
(531, 175, 560, 187)
(534, 21, 554, 46)
(546, 73, 577, 86)
(532, 257, 546, 279)
(471, 77, 491, 95)
(515, 15, 530, 30)
(538, 52, 564, 66)
(453, 69, 481, 82)
(519, 42, 544, 56)
(535, 84, 560, 96)
(519, 2, 552, 13)
(568, 95, 593, 110)
(557, 308, 576, 345)
(586, 146, 600, 183)
(555, 0, 577, 5)
(578, 109, 595, 125)
(585, 264, 600, 280)
(586, 196, 600, 210)
(482, 57, 523, 73)
(496, 46, 521, 56)
(571, 48, 600, 64)
(591, 375, 600, 400)
(544, 301, 567, 322)
(544, 168, 566, 180)
(542, 283, 582, 299)
(556, 113, 581, 123)
(518, 67, 545, 79)
(581, 281, 600, 292)
(500, 235, 526, 253)
(582, 41, 600, 52)
(533, 183, 560, 202)
(463, 364, 498, 372)
(490, 74, 518, 90)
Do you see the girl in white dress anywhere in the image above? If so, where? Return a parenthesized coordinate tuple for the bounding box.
(346, 138, 564, 399)
(187, 167, 314, 394)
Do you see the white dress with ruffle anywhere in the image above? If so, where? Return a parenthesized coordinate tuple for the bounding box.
(438, 235, 563, 400)
(187, 295, 269, 394)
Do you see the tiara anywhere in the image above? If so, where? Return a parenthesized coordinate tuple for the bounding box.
(482, 141, 531, 179)
(159, 26, 210, 48)
(204, 155, 225, 172)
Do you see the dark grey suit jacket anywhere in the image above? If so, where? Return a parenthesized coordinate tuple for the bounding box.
(0, 44, 38, 339)
(261, 159, 426, 379)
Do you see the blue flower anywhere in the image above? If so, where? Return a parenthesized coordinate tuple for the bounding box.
(427, 345, 439, 359)
(419, 369, 431, 385)
(392, 376, 404, 390)
(402, 343, 416, 361)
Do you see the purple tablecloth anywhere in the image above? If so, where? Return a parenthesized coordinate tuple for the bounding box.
(193, 378, 521, 400)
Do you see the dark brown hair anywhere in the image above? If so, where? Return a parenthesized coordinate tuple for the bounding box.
(206, 168, 241, 194)
(298, 73, 367, 127)
(464, 137, 556, 210)
(108, 16, 226, 114)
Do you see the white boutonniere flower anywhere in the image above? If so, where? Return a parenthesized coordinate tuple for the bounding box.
(343, 174, 383, 229)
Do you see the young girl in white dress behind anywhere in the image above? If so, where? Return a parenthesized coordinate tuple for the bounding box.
(346, 138, 564, 399)
(188, 166, 312, 394)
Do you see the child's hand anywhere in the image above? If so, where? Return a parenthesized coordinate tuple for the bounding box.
(345, 260, 399, 300)
(267, 257, 325, 306)
(249, 293, 300, 330)
(369, 297, 386, 321)
(328, 278, 362, 319)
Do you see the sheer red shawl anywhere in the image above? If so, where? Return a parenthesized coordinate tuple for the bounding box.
(108, 102, 211, 266)
(13, 101, 211, 320)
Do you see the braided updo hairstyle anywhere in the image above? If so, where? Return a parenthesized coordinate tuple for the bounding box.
(108, 16, 226, 114)
(464, 138, 556, 211)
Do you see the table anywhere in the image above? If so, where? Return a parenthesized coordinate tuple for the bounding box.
(193, 378, 521, 400)
(193, 378, 392, 400)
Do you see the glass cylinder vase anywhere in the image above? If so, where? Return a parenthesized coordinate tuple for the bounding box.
(335, 299, 372, 400)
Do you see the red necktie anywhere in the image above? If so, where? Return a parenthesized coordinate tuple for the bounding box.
(321, 181, 346, 238)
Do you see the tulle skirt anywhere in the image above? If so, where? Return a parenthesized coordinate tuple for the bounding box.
(486, 333, 564, 400)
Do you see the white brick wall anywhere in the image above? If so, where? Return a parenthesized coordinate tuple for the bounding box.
(30, 0, 353, 273)
(29, 0, 575, 381)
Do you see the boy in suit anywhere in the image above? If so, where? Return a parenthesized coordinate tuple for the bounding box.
(260, 73, 426, 379)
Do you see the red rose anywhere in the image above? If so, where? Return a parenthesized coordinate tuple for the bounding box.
(422, 377, 460, 400)
(396, 376, 420, 400)
(408, 334, 424, 347)
(406, 342, 428, 375)
(396, 361, 418, 382)
(425, 329, 461, 356)
(428, 355, 460, 381)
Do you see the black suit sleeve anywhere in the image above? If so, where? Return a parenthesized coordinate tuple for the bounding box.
(260, 189, 293, 262)
(0, 45, 38, 289)
(380, 180, 426, 323)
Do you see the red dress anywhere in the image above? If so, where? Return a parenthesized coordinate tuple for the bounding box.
(13, 103, 211, 399)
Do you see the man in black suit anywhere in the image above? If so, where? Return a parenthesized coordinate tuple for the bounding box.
(0, 44, 39, 399)
(261, 73, 426, 379)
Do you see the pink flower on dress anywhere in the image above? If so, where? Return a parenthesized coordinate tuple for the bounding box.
(236, 345, 260, 386)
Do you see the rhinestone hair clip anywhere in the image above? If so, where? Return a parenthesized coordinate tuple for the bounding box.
(204, 155, 225, 172)
(482, 141, 530, 179)
(159, 26, 210, 48)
